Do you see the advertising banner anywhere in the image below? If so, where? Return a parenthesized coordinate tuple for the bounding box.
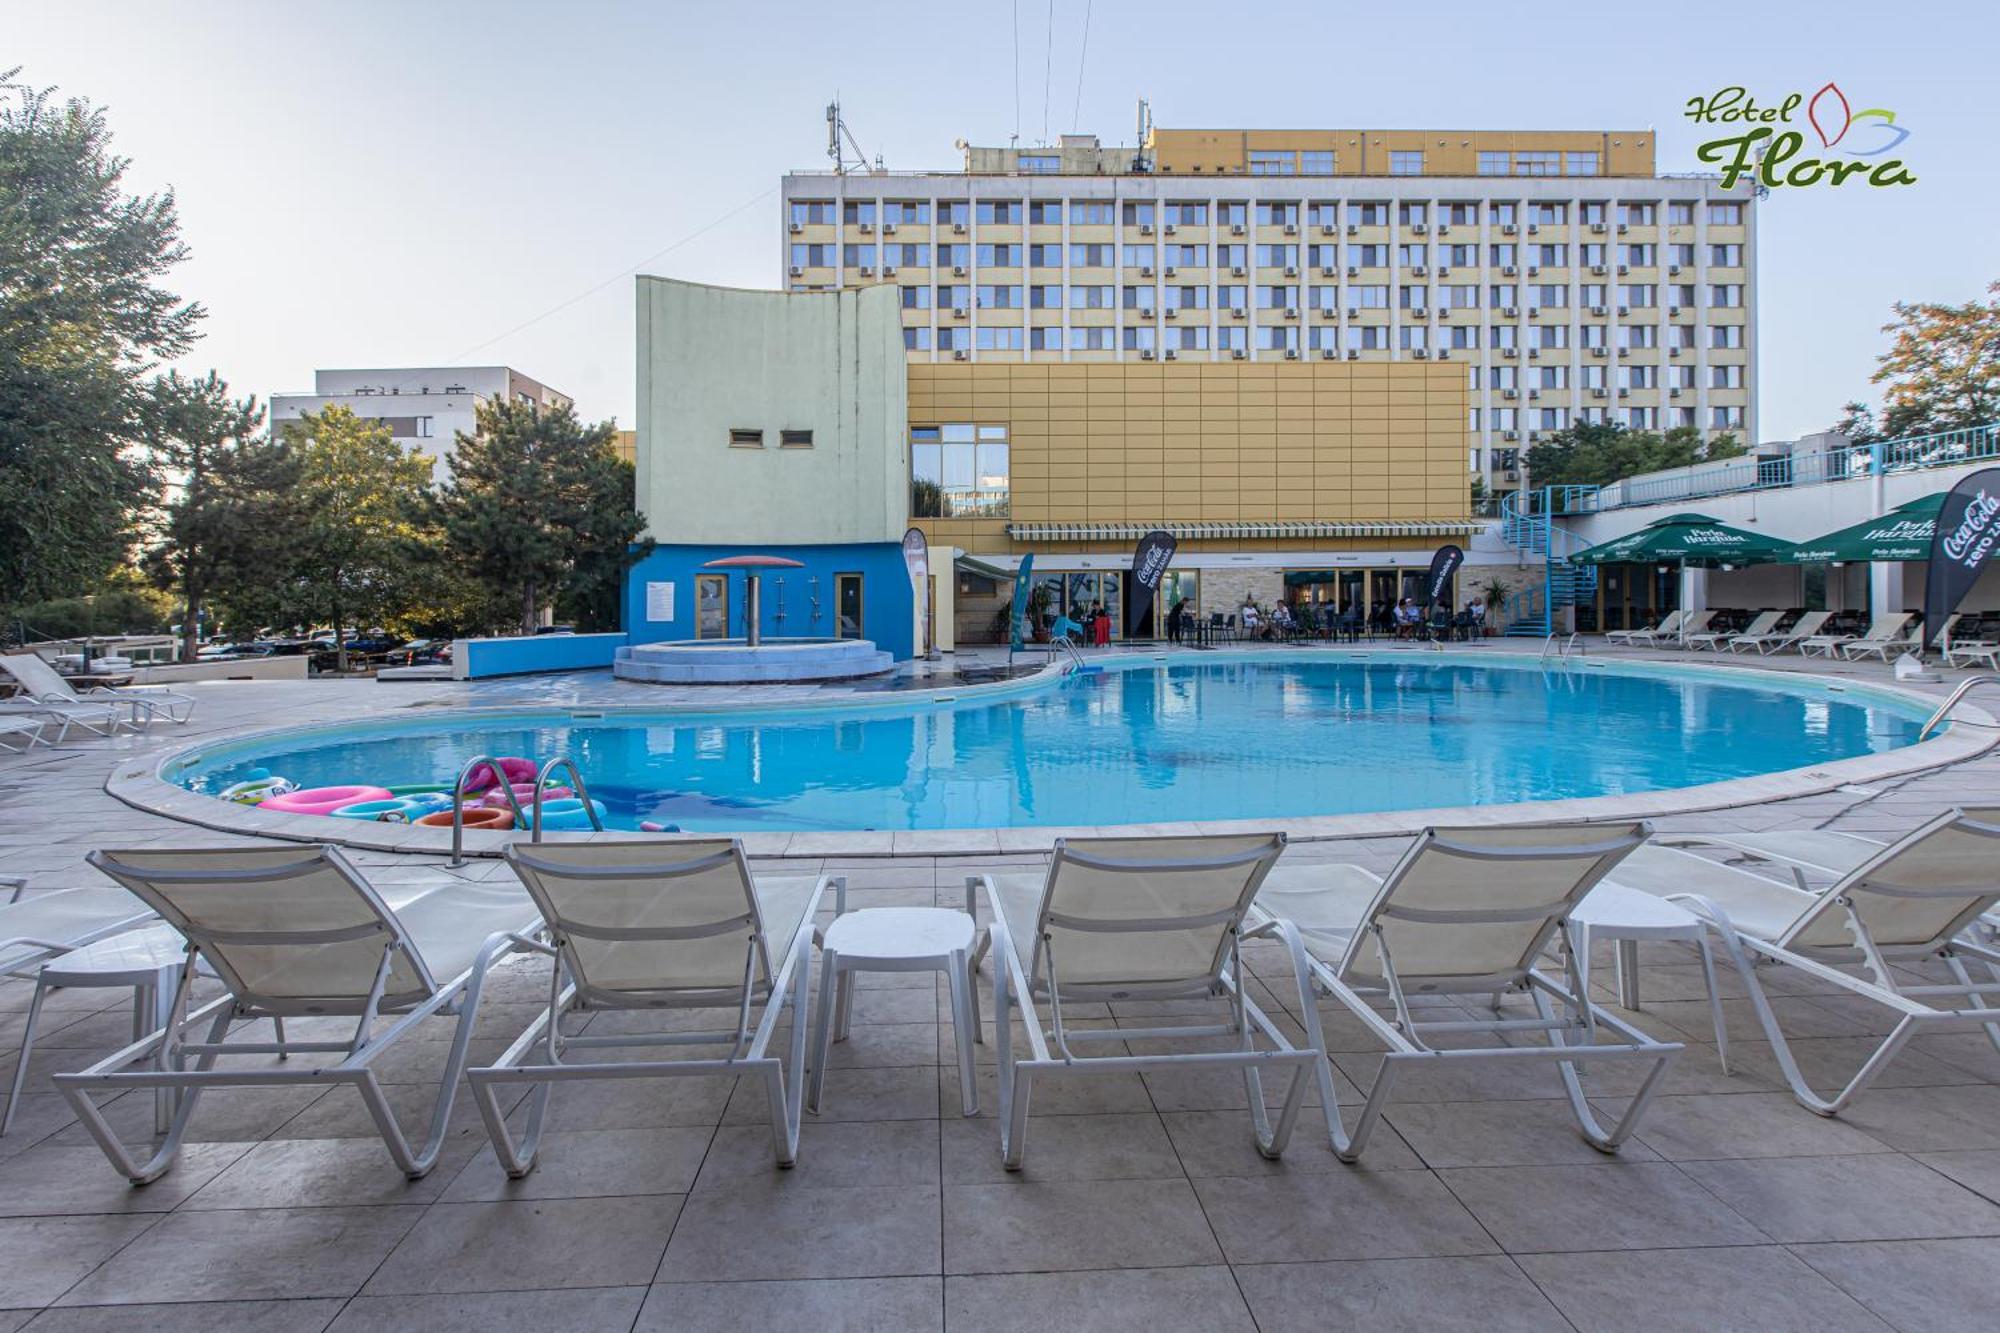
(1423, 545, 1465, 609)
(1128, 529, 1179, 637)
(1009, 553, 1036, 654)
(1923, 469, 2000, 647)
(902, 527, 930, 656)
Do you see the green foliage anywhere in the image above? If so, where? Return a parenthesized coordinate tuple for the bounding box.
(439, 400, 649, 635)
(0, 70, 202, 603)
(1870, 280, 2000, 433)
(1523, 422, 1745, 489)
(8, 583, 171, 641)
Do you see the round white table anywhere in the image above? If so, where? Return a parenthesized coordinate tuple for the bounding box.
(810, 907, 981, 1117)
(1570, 882, 1731, 1068)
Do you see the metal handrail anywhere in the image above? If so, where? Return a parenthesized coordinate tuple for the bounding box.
(1052, 637, 1086, 673)
(1539, 632, 1587, 663)
(448, 754, 531, 868)
(1918, 675, 1999, 742)
(531, 756, 606, 842)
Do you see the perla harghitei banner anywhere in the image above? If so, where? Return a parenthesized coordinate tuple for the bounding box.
(1923, 468, 2000, 648)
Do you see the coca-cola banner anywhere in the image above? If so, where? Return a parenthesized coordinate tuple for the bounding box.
(1923, 469, 2000, 647)
(1128, 529, 1179, 636)
(1423, 545, 1465, 609)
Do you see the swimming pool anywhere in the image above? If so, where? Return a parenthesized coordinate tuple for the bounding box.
(172, 654, 1939, 834)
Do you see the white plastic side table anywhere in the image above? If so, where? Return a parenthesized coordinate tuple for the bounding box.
(1571, 882, 1731, 1070)
(810, 907, 982, 1117)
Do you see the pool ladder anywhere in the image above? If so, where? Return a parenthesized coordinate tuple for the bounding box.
(1917, 674, 1999, 742)
(1050, 638, 1086, 674)
(1539, 632, 1587, 663)
(446, 753, 605, 868)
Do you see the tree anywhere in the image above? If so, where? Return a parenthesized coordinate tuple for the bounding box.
(281, 407, 433, 670)
(0, 71, 203, 604)
(1870, 281, 2000, 434)
(1524, 422, 1743, 489)
(139, 371, 296, 660)
(439, 400, 649, 635)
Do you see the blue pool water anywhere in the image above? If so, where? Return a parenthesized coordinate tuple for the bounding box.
(179, 656, 1932, 832)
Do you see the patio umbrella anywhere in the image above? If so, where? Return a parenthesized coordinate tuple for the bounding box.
(1568, 512, 1798, 568)
(1779, 494, 1945, 564)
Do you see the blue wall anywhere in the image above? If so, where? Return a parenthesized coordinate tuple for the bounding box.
(622, 542, 916, 660)
(458, 632, 627, 679)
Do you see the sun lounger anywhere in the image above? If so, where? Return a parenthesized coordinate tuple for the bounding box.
(0, 696, 134, 742)
(1, 652, 195, 726)
(1249, 822, 1680, 1160)
(1843, 617, 1928, 662)
(1606, 610, 1685, 647)
(0, 713, 48, 752)
(974, 832, 1321, 1169)
(1629, 609, 1714, 649)
(1702, 609, 1780, 653)
(468, 840, 839, 1173)
(1614, 809, 2000, 1115)
(1801, 611, 1912, 660)
(1732, 610, 1831, 655)
(54, 846, 541, 1183)
(0, 877, 157, 982)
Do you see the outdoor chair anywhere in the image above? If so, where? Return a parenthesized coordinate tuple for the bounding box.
(1606, 609, 1685, 647)
(1801, 611, 1911, 659)
(972, 832, 1321, 1170)
(1844, 615, 1928, 662)
(468, 840, 839, 1173)
(0, 714, 48, 752)
(1614, 810, 2000, 1115)
(1734, 610, 1831, 655)
(55, 846, 541, 1183)
(0, 694, 136, 742)
(0, 876, 157, 985)
(1248, 821, 1681, 1161)
(1689, 609, 1774, 651)
(0, 652, 196, 726)
(1631, 608, 1713, 649)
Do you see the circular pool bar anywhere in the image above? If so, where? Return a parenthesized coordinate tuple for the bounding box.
(613, 636, 893, 684)
(167, 653, 1951, 836)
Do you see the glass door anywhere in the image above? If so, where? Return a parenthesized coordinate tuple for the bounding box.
(835, 574, 864, 639)
(695, 574, 729, 639)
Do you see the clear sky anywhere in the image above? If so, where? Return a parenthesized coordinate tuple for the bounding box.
(11, 0, 1997, 439)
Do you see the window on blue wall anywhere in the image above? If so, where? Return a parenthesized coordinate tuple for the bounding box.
(910, 423, 1008, 518)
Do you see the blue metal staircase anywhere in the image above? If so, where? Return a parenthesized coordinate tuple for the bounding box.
(1498, 486, 1602, 636)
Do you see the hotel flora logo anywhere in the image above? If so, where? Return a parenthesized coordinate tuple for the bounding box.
(1685, 83, 1916, 190)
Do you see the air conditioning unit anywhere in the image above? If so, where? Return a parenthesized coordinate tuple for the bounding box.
(952, 307, 968, 319)
(1284, 348, 1301, 360)
(953, 223, 967, 234)
(1321, 347, 1338, 359)
(1591, 265, 1607, 276)
(1231, 348, 1248, 359)
(1438, 266, 1451, 278)
(1617, 264, 1630, 276)
(788, 222, 803, 234)
(1321, 265, 1337, 278)
(1346, 265, 1359, 277)
(1527, 265, 1540, 277)
(883, 222, 897, 235)
(1284, 265, 1298, 278)
(1412, 223, 1428, 235)
(952, 349, 969, 360)
(953, 264, 967, 276)
(1164, 308, 1178, 320)
(1165, 223, 1178, 235)
(1528, 388, 1540, 399)
(1284, 306, 1299, 319)
(1140, 223, 1155, 235)
(1438, 224, 1452, 236)
(858, 222, 873, 234)
(1617, 347, 1631, 357)
(1320, 223, 1336, 235)
(1230, 307, 1247, 319)
(1141, 349, 1156, 360)
(1502, 305, 1520, 317)
(1346, 223, 1360, 236)
(1591, 346, 1608, 358)
(1411, 265, 1428, 277)
(1438, 348, 1451, 360)
(1668, 347, 1681, 358)
(787, 265, 803, 276)
(1283, 223, 1298, 235)
(1231, 223, 1246, 235)
(1617, 304, 1631, 316)
(1503, 430, 1519, 440)
(1668, 263, 1682, 275)
(1231, 265, 1246, 277)
(1528, 348, 1540, 359)
(1502, 265, 1518, 277)
(1527, 308, 1540, 320)
(1618, 387, 1631, 398)
(1592, 387, 1608, 399)
(1502, 348, 1519, 359)
(1669, 386, 1682, 397)
(1413, 348, 1430, 359)
(1501, 223, 1518, 235)
(1504, 468, 1521, 480)
(1346, 349, 1361, 360)
(1164, 349, 1178, 360)
(1502, 388, 1518, 399)
(1528, 430, 1542, 442)
(1164, 265, 1178, 278)
(1527, 223, 1540, 235)
(883, 265, 897, 277)
(1140, 265, 1154, 277)
(1616, 223, 1629, 234)
(859, 265, 874, 276)
(1591, 305, 1608, 317)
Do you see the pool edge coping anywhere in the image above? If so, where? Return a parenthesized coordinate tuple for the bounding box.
(105, 648, 2000, 859)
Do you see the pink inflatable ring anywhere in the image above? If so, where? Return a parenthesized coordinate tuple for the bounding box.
(459, 757, 538, 794)
(259, 784, 394, 817)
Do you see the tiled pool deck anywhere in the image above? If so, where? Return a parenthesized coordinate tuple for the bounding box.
(3, 644, 1998, 1330)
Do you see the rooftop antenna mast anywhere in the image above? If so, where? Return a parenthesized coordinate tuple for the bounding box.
(826, 99, 880, 174)
(1135, 96, 1153, 171)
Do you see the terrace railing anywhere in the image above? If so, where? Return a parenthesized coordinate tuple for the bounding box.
(1596, 423, 2000, 512)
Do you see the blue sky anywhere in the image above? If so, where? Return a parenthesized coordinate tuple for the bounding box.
(12, 0, 1997, 438)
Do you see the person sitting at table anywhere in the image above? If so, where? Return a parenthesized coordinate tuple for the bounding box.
(1271, 601, 1296, 639)
(1240, 600, 1262, 639)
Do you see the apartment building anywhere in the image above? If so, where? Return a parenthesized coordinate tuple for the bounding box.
(781, 125, 1757, 501)
(269, 366, 573, 473)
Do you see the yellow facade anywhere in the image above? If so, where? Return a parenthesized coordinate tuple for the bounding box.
(909, 360, 1468, 556)
(1147, 128, 1655, 177)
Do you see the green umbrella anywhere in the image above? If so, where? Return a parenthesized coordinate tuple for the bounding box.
(1568, 512, 1797, 568)
(1780, 494, 1945, 563)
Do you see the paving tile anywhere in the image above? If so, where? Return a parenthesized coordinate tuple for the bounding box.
(1192, 1171, 1497, 1263)
(1384, 1099, 1662, 1168)
(1831, 1085, 2000, 1152)
(328, 1287, 646, 1332)
(726, 1065, 936, 1124)
(18, 1299, 346, 1332)
(0, 1214, 160, 1309)
(1234, 1255, 1567, 1331)
(1515, 1246, 1891, 1331)
(693, 1119, 939, 1193)
(54, 1207, 419, 1305)
(1678, 1153, 2000, 1242)
(1435, 1162, 1767, 1253)
(362, 1195, 684, 1295)
(944, 1178, 1221, 1274)
(946, 1266, 1254, 1332)
(1794, 1237, 2000, 1332)
(46, 1086, 331, 1149)
(1160, 1107, 1424, 1173)
(1608, 1091, 1895, 1161)
(940, 1112, 1181, 1185)
(180, 1138, 471, 1210)
(660, 1184, 941, 1281)
(0, 1143, 247, 1217)
(440, 1127, 712, 1201)
(638, 1277, 941, 1332)
(1908, 1149, 2000, 1204)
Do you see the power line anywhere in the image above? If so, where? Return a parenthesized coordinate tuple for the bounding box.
(1070, 0, 1093, 133)
(1041, 0, 1054, 143)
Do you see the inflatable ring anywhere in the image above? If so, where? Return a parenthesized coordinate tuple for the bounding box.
(526, 797, 607, 831)
(415, 806, 513, 831)
(330, 799, 413, 823)
(222, 776, 297, 805)
(259, 784, 393, 817)
(480, 783, 571, 809)
(395, 791, 454, 816)
(459, 757, 538, 793)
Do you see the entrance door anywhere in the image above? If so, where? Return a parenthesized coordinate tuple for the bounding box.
(695, 574, 729, 639)
(835, 573, 864, 639)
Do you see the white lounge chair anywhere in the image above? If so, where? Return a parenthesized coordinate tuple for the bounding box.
(1738, 609, 1835, 655)
(0, 652, 195, 726)
(1843, 616, 1929, 662)
(1250, 821, 1681, 1160)
(975, 832, 1321, 1170)
(1942, 622, 1999, 670)
(0, 876, 158, 981)
(0, 713, 48, 752)
(1606, 609, 1685, 647)
(0, 695, 134, 742)
(1705, 609, 1782, 653)
(1615, 809, 2000, 1115)
(468, 840, 838, 1173)
(54, 846, 540, 1183)
(1801, 611, 1912, 659)
(1631, 609, 1713, 649)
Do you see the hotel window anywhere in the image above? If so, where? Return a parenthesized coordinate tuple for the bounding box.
(1397, 326, 1428, 350)
(885, 200, 930, 224)
(911, 424, 1009, 518)
(889, 243, 930, 266)
(1398, 285, 1428, 312)
(728, 428, 763, 449)
(1348, 285, 1388, 309)
(1622, 284, 1657, 308)
(1711, 406, 1744, 429)
(1351, 243, 1389, 267)
(1492, 324, 1517, 349)
(1529, 285, 1567, 309)
(976, 200, 1022, 225)
(1535, 325, 1569, 349)
(1256, 285, 1296, 309)
(1215, 243, 1247, 268)
(1018, 154, 1059, 174)
(789, 243, 834, 267)
(1580, 244, 1606, 267)
(1488, 201, 1518, 225)
(1256, 326, 1298, 351)
(938, 201, 969, 227)
(1566, 152, 1600, 176)
(1708, 284, 1743, 308)
(1168, 285, 1209, 310)
(1441, 243, 1476, 266)
(789, 200, 835, 225)
(1071, 201, 1114, 225)
(842, 244, 876, 268)
(1390, 151, 1425, 176)
(1579, 202, 1607, 226)
(1069, 284, 1114, 309)
(1309, 243, 1340, 267)
(936, 243, 969, 268)
(1165, 200, 1209, 225)
(1215, 285, 1247, 310)
(1667, 243, 1695, 267)
(1351, 325, 1386, 350)
(1488, 243, 1517, 267)
(1256, 202, 1299, 227)
(1310, 285, 1340, 312)
(1515, 151, 1560, 176)
(1349, 201, 1387, 226)
(1531, 202, 1567, 226)
(1308, 325, 1339, 351)
(1028, 243, 1063, 268)
(1537, 365, 1570, 389)
(1477, 151, 1509, 176)
(977, 243, 1021, 266)
(936, 326, 969, 351)
(900, 286, 931, 309)
(1397, 203, 1427, 227)
(1442, 202, 1478, 226)
(1070, 242, 1114, 267)
(1669, 324, 1698, 349)
(1619, 243, 1655, 266)
(1616, 202, 1656, 228)
(1666, 201, 1694, 226)
(936, 285, 968, 309)
(1668, 284, 1696, 310)
(1217, 325, 1248, 350)
(1028, 200, 1064, 224)
(1672, 406, 1697, 428)
(1622, 324, 1658, 349)
(1123, 325, 1157, 351)
(1029, 326, 1063, 350)
(1122, 285, 1157, 313)
(1707, 202, 1744, 225)
(1300, 150, 1335, 175)
(1174, 325, 1209, 350)
(976, 284, 1022, 309)
(1445, 325, 1479, 349)
(1029, 285, 1063, 309)
(902, 327, 931, 351)
(1622, 364, 1658, 389)
(1249, 149, 1295, 175)
(1671, 365, 1696, 389)
(1167, 243, 1209, 266)
(1709, 243, 1742, 266)
(1122, 243, 1156, 267)
(1710, 325, 1744, 348)
(1492, 408, 1518, 430)
(1121, 201, 1156, 226)
(1487, 365, 1517, 389)
(1309, 202, 1340, 228)
(1711, 365, 1745, 388)
(842, 200, 876, 226)
(1440, 284, 1479, 310)
(1397, 243, 1428, 267)
(1072, 326, 1113, 350)
(1624, 407, 1658, 430)
(975, 327, 1023, 351)
(1538, 407, 1570, 430)
(1534, 244, 1568, 266)
(1256, 244, 1298, 267)
(1580, 324, 1607, 349)
(779, 429, 813, 449)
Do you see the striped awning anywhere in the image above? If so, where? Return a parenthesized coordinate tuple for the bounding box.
(1003, 519, 1486, 542)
